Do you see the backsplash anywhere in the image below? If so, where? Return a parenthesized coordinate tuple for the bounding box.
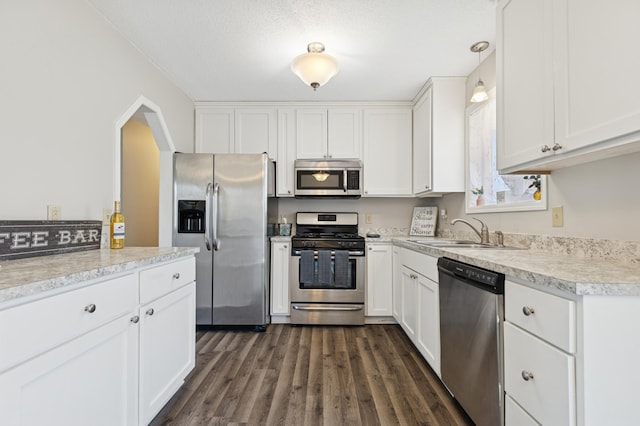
(438, 229, 640, 264)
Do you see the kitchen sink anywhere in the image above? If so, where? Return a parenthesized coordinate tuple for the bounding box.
(408, 240, 525, 250)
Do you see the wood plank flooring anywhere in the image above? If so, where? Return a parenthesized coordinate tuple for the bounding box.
(150, 324, 472, 426)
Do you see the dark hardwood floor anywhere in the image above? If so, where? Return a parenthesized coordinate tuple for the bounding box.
(150, 324, 472, 425)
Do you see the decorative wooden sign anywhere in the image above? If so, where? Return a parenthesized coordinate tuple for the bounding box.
(409, 207, 438, 236)
(0, 220, 102, 261)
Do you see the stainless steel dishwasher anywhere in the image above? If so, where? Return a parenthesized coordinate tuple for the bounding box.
(438, 257, 505, 426)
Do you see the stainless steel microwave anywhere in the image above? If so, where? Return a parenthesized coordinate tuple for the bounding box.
(294, 159, 362, 198)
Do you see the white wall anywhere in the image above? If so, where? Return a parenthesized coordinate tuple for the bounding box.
(436, 51, 640, 242)
(0, 0, 194, 221)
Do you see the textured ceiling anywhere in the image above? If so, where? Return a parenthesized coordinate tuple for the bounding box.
(86, 0, 496, 102)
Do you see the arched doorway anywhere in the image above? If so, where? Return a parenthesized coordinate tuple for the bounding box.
(114, 96, 176, 247)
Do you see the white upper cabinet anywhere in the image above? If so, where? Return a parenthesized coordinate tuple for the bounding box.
(363, 107, 413, 196)
(296, 108, 362, 160)
(413, 77, 465, 196)
(195, 105, 277, 158)
(497, 0, 640, 173)
(277, 109, 297, 197)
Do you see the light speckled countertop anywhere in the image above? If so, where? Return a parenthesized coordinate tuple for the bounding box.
(0, 247, 199, 306)
(393, 239, 640, 297)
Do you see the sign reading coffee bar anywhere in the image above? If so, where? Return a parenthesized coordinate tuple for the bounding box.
(0, 220, 102, 261)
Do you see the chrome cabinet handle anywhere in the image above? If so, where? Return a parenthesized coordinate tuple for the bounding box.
(130, 315, 139, 324)
(541, 145, 551, 152)
(552, 143, 563, 151)
(521, 370, 534, 381)
(522, 306, 535, 316)
(84, 304, 96, 313)
(146, 308, 155, 316)
(173, 272, 180, 279)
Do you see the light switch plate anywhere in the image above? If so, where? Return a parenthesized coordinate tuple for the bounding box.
(552, 206, 564, 227)
(47, 205, 61, 220)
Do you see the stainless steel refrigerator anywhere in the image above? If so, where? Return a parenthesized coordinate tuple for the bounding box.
(172, 153, 276, 328)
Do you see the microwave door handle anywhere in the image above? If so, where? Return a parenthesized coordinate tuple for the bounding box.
(204, 182, 213, 251)
(343, 170, 348, 192)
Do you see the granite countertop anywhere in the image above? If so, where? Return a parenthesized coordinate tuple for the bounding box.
(394, 239, 640, 297)
(0, 247, 199, 307)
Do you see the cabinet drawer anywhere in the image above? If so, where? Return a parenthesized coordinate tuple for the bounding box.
(0, 273, 137, 372)
(140, 257, 195, 304)
(400, 248, 438, 282)
(505, 280, 576, 353)
(504, 322, 576, 426)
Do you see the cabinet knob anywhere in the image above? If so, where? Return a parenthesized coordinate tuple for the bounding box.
(552, 143, 563, 152)
(284, 244, 288, 248)
(173, 272, 181, 279)
(541, 145, 551, 153)
(521, 370, 534, 381)
(146, 308, 155, 316)
(425, 185, 430, 190)
(130, 315, 140, 324)
(522, 306, 535, 316)
(84, 303, 96, 314)
(288, 190, 291, 194)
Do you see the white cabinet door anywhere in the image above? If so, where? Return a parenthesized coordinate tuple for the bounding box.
(496, 0, 555, 171)
(366, 243, 393, 317)
(400, 265, 418, 340)
(363, 108, 413, 196)
(413, 87, 433, 194)
(392, 246, 402, 322)
(413, 78, 465, 196)
(235, 108, 277, 157)
(416, 273, 440, 376)
(553, 0, 640, 154)
(296, 108, 328, 159)
(270, 241, 290, 316)
(139, 283, 196, 425)
(0, 314, 139, 426)
(195, 107, 235, 153)
(277, 109, 297, 196)
(327, 108, 362, 159)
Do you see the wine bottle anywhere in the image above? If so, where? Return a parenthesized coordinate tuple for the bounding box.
(110, 201, 125, 249)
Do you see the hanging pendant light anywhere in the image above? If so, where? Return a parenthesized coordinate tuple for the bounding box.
(291, 42, 339, 91)
(470, 41, 490, 103)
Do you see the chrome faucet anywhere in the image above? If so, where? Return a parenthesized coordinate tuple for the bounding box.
(451, 217, 490, 244)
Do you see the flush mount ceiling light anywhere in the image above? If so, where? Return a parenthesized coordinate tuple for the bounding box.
(470, 41, 490, 103)
(291, 42, 339, 91)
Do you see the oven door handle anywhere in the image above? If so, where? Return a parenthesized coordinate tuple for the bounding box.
(291, 305, 364, 312)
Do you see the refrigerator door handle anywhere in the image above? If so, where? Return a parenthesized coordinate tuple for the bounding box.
(212, 183, 220, 251)
(204, 182, 213, 251)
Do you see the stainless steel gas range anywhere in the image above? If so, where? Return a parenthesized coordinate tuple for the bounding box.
(289, 212, 365, 325)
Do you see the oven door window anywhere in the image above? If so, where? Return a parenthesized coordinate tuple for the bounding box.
(298, 253, 356, 290)
(296, 170, 343, 191)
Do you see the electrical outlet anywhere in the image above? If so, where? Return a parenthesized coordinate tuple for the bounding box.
(365, 213, 373, 224)
(47, 205, 61, 220)
(552, 206, 564, 227)
(102, 208, 112, 225)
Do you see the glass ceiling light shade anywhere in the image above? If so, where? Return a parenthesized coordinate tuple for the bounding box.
(470, 41, 490, 103)
(291, 42, 339, 91)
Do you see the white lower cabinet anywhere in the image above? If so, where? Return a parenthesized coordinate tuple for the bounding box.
(391, 246, 402, 321)
(366, 243, 393, 317)
(394, 247, 440, 375)
(0, 312, 139, 426)
(270, 241, 290, 319)
(0, 256, 196, 426)
(139, 283, 195, 425)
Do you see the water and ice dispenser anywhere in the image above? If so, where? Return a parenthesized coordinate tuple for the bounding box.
(177, 200, 205, 233)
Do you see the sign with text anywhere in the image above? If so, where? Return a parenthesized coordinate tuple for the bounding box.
(409, 207, 438, 236)
(0, 220, 102, 261)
